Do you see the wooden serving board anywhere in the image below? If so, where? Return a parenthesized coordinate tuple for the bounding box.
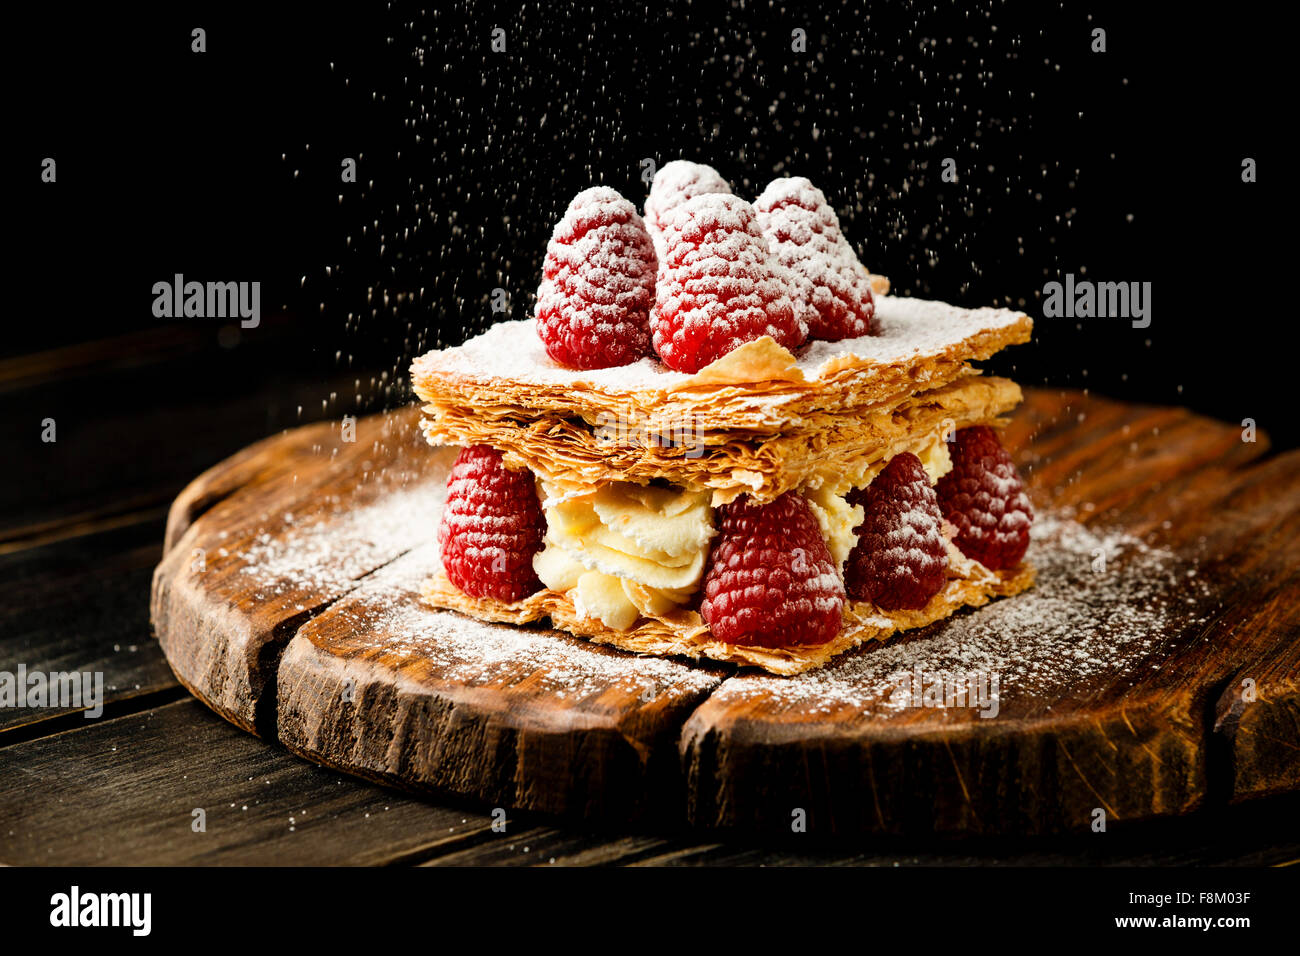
(151, 390, 1300, 835)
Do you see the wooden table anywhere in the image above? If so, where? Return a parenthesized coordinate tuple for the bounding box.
(2, 322, 1297, 866)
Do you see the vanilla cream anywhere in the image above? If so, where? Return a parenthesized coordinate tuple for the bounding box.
(533, 479, 715, 629)
(914, 431, 955, 483)
(803, 486, 864, 574)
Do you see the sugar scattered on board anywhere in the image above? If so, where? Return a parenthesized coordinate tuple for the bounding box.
(238, 480, 446, 596)
(320, 544, 720, 700)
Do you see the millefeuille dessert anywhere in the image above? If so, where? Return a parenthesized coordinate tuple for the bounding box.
(410, 162, 1035, 675)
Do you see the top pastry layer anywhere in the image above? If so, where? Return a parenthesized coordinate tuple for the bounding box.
(411, 293, 1033, 436)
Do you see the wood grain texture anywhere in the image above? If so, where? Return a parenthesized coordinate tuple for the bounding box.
(0, 699, 501, 865)
(148, 390, 1300, 834)
(0, 519, 180, 735)
(2, 697, 1295, 866)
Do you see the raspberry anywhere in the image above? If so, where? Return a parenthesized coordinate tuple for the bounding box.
(754, 176, 876, 341)
(643, 160, 732, 257)
(935, 426, 1033, 570)
(701, 492, 845, 647)
(534, 187, 657, 370)
(650, 193, 805, 373)
(437, 445, 545, 602)
(844, 452, 948, 610)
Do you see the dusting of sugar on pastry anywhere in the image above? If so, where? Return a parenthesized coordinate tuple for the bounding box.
(412, 294, 1029, 394)
(802, 295, 1027, 371)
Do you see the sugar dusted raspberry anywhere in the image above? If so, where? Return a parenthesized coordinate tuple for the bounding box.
(643, 160, 732, 245)
(534, 187, 657, 370)
(845, 452, 948, 610)
(754, 176, 876, 341)
(437, 445, 545, 602)
(701, 491, 845, 647)
(650, 193, 805, 373)
(936, 426, 1033, 570)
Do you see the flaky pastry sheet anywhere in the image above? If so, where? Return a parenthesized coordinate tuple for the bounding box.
(422, 374, 1022, 503)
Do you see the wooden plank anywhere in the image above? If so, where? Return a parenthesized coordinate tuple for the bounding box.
(0, 699, 504, 866)
(1, 698, 1295, 866)
(0, 519, 179, 735)
(0, 331, 365, 542)
(420, 829, 676, 867)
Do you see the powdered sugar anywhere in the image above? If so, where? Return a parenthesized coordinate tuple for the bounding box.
(795, 295, 1026, 371)
(238, 480, 447, 599)
(643, 160, 732, 259)
(659, 193, 761, 246)
(416, 294, 1027, 393)
(755, 176, 875, 340)
(305, 544, 719, 700)
(710, 508, 1212, 714)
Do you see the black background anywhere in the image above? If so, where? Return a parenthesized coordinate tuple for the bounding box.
(10, 0, 1288, 471)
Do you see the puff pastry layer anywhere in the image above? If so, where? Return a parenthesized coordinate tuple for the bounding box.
(421, 372, 1021, 505)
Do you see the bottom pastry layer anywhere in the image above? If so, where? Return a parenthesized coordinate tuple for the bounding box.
(420, 544, 1034, 675)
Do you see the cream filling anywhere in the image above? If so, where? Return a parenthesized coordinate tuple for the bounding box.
(534, 479, 715, 629)
(912, 429, 955, 483)
(531, 425, 957, 631)
(804, 486, 864, 573)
